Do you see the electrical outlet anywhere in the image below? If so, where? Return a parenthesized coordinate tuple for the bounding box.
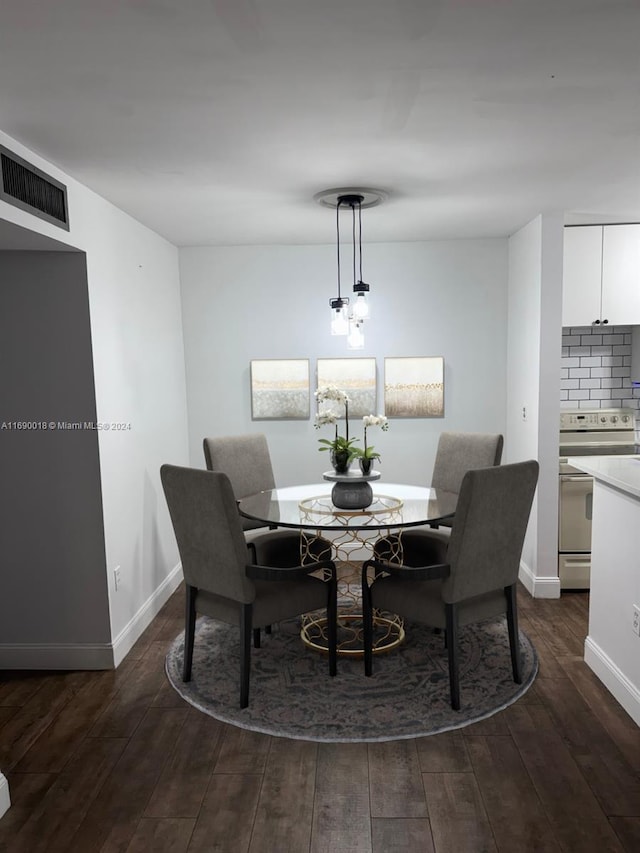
(633, 605, 640, 636)
(522, 405, 527, 422)
(114, 565, 121, 591)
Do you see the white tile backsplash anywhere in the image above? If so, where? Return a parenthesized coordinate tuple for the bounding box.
(560, 325, 640, 441)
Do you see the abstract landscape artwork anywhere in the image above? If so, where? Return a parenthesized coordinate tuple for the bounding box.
(250, 359, 310, 420)
(316, 358, 376, 418)
(384, 356, 444, 418)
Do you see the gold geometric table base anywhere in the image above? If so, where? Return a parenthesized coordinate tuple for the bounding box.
(297, 494, 408, 657)
(301, 611, 405, 658)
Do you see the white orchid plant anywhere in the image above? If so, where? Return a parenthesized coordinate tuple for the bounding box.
(313, 385, 359, 456)
(350, 414, 390, 461)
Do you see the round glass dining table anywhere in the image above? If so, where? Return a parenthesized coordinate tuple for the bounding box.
(238, 482, 457, 656)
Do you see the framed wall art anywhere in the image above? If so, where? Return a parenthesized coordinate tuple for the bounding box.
(316, 357, 377, 418)
(384, 356, 445, 418)
(250, 359, 310, 420)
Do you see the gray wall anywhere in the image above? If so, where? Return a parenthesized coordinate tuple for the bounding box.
(0, 251, 111, 647)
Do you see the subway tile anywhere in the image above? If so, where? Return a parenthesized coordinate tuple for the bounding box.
(581, 334, 602, 346)
(624, 334, 632, 344)
(589, 367, 612, 378)
(569, 390, 590, 400)
(579, 399, 598, 408)
(613, 345, 631, 355)
(562, 357, 580, 368)
(560, 368, 569, 379)
(561, 347, 569, 357)
(579, 379, 601, 389)
(569, 346, 591, 356)
(561, 379, 580, 390)
(590, 389, 612, 399)
(590, 346, 613, 356)
(560, 390, 569, 400)
(601, 356, 623, 367)
(608, 399, 622, 407)
(569, 326, 592, 334)
(562, 335, 582, 346)
(603, 334, 624, 345)
(569, 367, 590, 378)
(601, 378, 623, 389)
(624, 355, 632, 366)
(580, 356, 602, 367)
(612, 367, 631, 378)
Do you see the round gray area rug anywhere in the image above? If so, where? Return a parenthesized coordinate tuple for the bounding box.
(165, 615, 537, 742)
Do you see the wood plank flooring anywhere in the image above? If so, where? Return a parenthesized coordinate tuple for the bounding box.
(1, 585, 639, 852)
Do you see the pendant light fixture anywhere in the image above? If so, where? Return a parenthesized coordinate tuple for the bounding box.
(314, 187, 387, 348)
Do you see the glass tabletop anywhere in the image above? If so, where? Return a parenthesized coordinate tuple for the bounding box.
(238, 482, 457, 532)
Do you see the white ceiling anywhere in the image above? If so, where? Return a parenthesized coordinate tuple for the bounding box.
(1, 0, 639, 247)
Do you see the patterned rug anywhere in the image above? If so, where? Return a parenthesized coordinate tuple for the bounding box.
(165, 615, 537, 742)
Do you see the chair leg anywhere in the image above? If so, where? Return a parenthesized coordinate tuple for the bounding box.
(505, 583, 522, 684)
(327, 573, 337, 677)
(445, 603, 460, 711)
(240, 604, 252, 709)
(253, 628, 261, 649)
(362, 565, 374, 677)
(183, 584, 197, 682)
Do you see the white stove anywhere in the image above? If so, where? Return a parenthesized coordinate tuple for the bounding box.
(559, 408, 639, 589)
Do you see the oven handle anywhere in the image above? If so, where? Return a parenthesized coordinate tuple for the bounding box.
(560, 475, 592, 482)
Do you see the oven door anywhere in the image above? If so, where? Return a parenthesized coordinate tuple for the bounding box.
(559, 473, 593, 552)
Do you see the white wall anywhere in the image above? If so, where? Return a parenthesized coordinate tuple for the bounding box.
(507, 214, 564, 598)
(0, 130, 189, 665)
(179, 239, 509, 485)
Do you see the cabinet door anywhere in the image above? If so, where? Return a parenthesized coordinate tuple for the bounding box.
(601, 224, 640, 325)
(562, 226, 603, 327)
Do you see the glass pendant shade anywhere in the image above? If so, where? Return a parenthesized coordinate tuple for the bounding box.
(347, 319, 365, 349)
(352, 290, 370, 320)
(330, 300, 349, 335)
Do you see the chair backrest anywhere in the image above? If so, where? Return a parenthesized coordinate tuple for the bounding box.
(443, 460, 539, 604)
(203, 433, 276, 499)
(160, 464, 255, 604)
(431, 432, 504, 494)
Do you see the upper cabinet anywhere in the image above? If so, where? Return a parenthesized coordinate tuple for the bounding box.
(563, 224, 640, 327)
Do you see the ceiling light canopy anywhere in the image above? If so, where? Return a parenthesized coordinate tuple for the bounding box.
(315, 187, 387, 349)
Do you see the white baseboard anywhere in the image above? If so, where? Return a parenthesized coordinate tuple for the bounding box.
(0, 641, 115, 670)
(584, 636, 640, 727)
(0, 772, 10, 819)
(518, 560, 561, 599)
(0, 563, 183, 671)
(112, 562, 183, 667)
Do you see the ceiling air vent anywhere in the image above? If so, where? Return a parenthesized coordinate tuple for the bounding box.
(0, 145, 70, 231)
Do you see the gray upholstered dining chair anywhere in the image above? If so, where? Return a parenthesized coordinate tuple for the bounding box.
(203, 433, 276, 533)
(203, 433, 334, 650)
(374, 431, 504, 558)
(362, 459, 538, 710)
(161, 464, 337, 709)
(428, 431, 504, 526)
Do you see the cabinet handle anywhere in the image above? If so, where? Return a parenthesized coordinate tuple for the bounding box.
(603, 318, 609, 324)
(593, 319, 600, 325)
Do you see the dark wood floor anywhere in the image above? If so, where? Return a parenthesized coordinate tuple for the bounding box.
(0, 585, 639, 852)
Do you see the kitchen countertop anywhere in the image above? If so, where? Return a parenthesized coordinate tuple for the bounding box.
(567, 455, 640, 500)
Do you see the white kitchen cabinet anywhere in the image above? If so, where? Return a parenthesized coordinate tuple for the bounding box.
(562, 226, 602, 327)
(563, 223, 640, 327)
(602, 224, 640, 324)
